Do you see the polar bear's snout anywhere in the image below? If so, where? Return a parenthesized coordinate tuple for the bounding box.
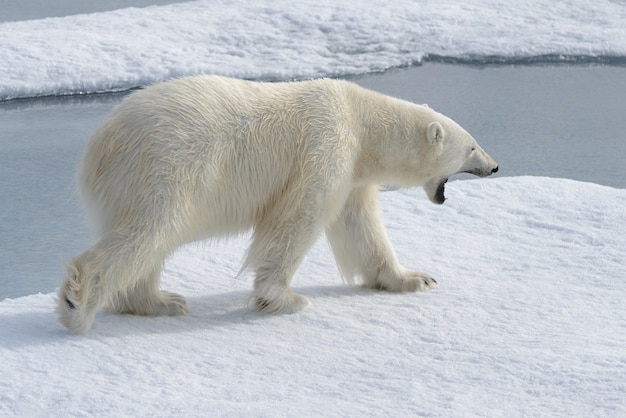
(483, 162, 499, 176)
(463, 145, 499, 178)
(465, 164, 499, 177)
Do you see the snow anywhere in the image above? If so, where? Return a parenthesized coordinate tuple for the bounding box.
(1, 0, 625, 100)
(1, 177, 625, 416)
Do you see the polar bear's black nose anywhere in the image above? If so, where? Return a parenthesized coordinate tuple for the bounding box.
(492, 165, 499, 173)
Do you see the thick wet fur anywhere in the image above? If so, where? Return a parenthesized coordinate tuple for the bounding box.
(58, 76, 497, 333)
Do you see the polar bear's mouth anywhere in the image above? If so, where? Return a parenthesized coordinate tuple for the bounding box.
(434, 178, 448, 204)
(424, 177, 448, 205)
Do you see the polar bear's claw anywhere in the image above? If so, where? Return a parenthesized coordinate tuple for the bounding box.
(157, 291, 188, 316)
(401, 272, 438, 292)
(65, 297, 76, 310)
(368, 270, 438, 293)
(252, 291, 311, 315)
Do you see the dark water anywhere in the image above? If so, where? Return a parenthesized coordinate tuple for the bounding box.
(1, 64, 625, 300)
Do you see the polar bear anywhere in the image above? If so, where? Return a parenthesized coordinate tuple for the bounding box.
(57, 75, 498, 333)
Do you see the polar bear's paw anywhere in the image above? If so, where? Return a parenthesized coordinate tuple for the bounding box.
(57, 261, 98, 334)
(251, 288, 312, 314)
(154, 291, 189, 316)
(57, 292, 97, 335)
(368, 269, 438, 293)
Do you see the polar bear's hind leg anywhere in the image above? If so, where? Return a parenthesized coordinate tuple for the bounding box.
(244, 184, 331, 314)
(105, 268, 188, 317)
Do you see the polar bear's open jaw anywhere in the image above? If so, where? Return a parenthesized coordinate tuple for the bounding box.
(434, 178, 448, 204)
(425, 164, 499, 205)
(424, 178, 448, 205)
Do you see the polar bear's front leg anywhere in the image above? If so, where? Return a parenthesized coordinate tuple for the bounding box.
(326, 185, 438, 293)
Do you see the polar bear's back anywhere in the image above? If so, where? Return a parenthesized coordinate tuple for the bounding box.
(78, 76, 354, 239)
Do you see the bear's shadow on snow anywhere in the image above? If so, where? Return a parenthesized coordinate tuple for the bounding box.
(2, 285, 375, 347)
(90, 284, 374, 338)
(1, 309, 72, 349)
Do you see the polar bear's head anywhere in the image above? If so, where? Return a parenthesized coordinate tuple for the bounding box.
(420, 111, 498, 205)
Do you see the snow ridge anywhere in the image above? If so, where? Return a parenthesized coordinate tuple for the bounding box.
(1, 0, 625, 100)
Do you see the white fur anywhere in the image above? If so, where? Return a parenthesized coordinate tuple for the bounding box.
(57, 75, 498, 333)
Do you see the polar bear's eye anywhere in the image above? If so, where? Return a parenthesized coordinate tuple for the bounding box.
(471, 146, 476, 151)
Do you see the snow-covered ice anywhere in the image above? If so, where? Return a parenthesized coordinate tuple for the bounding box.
(1, 177, 625, 416)
(1, 0, 625, 100)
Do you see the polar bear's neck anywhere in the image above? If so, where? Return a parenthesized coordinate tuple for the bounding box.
(347, 83, 431, 187)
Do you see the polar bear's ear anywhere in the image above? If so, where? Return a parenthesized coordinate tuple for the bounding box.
(427, 122, 445, 144)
